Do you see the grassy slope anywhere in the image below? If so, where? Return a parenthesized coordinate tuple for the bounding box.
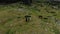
(0, 2, 60, 34)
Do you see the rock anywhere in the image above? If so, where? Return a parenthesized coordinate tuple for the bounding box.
(55, 19, 60, 25)
(51, 6, 58, 9)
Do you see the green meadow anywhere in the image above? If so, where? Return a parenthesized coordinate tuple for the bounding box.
(0, 2, 60, 34)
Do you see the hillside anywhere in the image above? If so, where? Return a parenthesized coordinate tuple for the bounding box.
(0, 1, 60, 34)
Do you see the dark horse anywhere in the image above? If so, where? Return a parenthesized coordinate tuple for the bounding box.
(0, 0, 32, 5)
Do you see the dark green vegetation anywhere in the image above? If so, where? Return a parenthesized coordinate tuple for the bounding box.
(0, 0, 32, 5)
(0, 0, 60, 34)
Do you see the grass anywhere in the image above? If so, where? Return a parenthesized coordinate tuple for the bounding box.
(0, 2, 60, 34)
